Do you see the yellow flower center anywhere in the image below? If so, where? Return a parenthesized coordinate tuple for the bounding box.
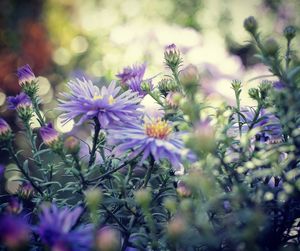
(93, 95, 103, 100)
(93, 94, 115, 105)
(145, 119, 172, 139)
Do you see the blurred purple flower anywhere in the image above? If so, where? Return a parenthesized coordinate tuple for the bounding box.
(17, 64, 36, 86)
(0, 214, 30, 249)
(116, 63, 153, 97)
(40, 123, 60, 146)
(273, 81, 286, 90)
(109, 118, 194, 171)
(7, 92, 32, 110)
(36, 204, 93, 251)
(58, 79, 142, 128)
(234, 107, 283, 144)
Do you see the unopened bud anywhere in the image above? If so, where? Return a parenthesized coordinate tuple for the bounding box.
(186, 120, 216, 154)
(167, 215, 187, 239)
(96, 227, 121, 251)
(140, 81, 151, 93)
(164, 44, 182, 69)
(166, 92, 182, 108)
(244, 16, 258, 34)
(85, 188, 102, 211)
(176, 180, 192, 197)
(0, 118, 13, 142)
(135, 188, 151, 208)
(264, 38, 279, 56)
(17, 182, 34, 200)
(64, 136, 80, 154)
(284, 25, 296, 41)
(158, 78, 179, 96)
(180, 64, 199, 94)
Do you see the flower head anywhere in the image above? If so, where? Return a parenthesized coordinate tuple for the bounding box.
(109, 118, 195, 171)
(36, 204, 93, 251)
(7, 92, 32, 110)
(17, 182, 35, 200)
(58, 79, 142, 128)
(116, 63, 153, 97)
(40, 123, 60, 146)
(7, 92, 33, 121)
(0, 118, 12, 141)
(0, 214, 30, 249)
(17, 64, 36, 86)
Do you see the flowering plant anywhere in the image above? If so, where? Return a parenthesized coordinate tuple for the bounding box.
(1, 18, 300, 250)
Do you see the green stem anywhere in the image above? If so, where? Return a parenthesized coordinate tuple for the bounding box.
(285, 39, 291, 70)
(88, 118, 101, 167)
(8, 142, 43, 196)
(32, 95, 45, 126)
(142, 157, 155, 188)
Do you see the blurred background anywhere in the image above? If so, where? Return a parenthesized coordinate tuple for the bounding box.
(0, 0, 299, 190)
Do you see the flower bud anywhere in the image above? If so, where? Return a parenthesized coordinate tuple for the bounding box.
(134, 188, 151, 208)
(40, 123, 61, 150)
(166, 91, 182, 108)
(164, 197, 177, 213)
(264, 38, 279, 56)
(243, 16, 258, 34)
(284, 25, 296, 41)
(179, 64, 199, 94)
(6, 197, 23, 214)
(140, 81, 151, 93)
(248, 88, 260, 101)
(158, 78, 179, 96)
(7, 93, 33, 122)
(17, 64, 38, 97)
(167, 215, 187, 239)
(186, 119, 216, 154)
(0, 118, 13, 142)
(17, 182, 35, 200)
(96, 227, 121, 251)
(85, 188, 102, 211)
(164, 44, 182, 69)
(64, 136, 80, 154)
(176, 180, 192, 197)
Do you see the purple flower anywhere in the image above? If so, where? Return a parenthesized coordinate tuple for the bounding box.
(0, 214, 30, 248)
(273, 81, 286, 90)
(36, 204, 93, 251)
(109, 118, 194, 171)
(164, 44, 181, 68)
(17, 64, 36, 86)
(116, 63, 153, 97)
(0, 118, 12, 139)
(40, 123, 60, 146)
(7, 92, 32, 110)
(58, 79, 142, 128)
(233, 107, 283, 144)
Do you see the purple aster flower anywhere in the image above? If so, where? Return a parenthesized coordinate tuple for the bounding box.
(116, 63, 153, 97)
(239, 108, 283, 144)
(40, 123, 60, 146)
(109, 118, 194, 171)
(36, 204, 93, 251)
(7, 92, 32, 110)
(17, 64, 36, 86)
(0, 214, 30, 249)
(58, 79, 142, 128)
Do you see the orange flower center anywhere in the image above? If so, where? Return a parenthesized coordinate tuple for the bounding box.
(145, 119, 172, 139)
